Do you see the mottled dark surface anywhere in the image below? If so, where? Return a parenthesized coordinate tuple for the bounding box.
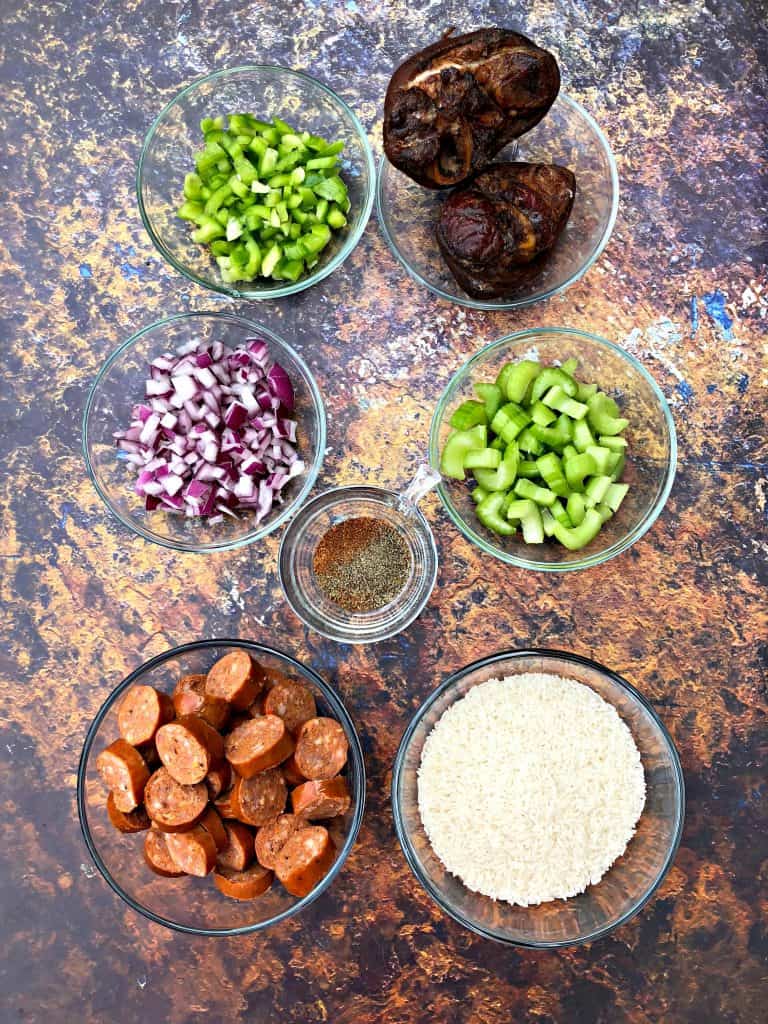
(1, 1, 767, 1022)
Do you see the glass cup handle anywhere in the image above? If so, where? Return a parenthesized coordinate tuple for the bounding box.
(398, 463, 442, 514)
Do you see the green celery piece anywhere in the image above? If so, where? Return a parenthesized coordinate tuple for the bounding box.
(474, 382, 502, 421)
(596, 503, 614, 524)
(572, 418, 596, 453)
(552, 509, 603, 550)
(566, 492, 586, 526)
(587, 392, 629, 435)
(517, 428, 544, 455)
(531, 401, 556, 426)
(542, 386, 588, 420)
(476, 491, 516, 536)
(504, 360, 541, 403)
(490, 402, 531, 444)
(599, 434, 628, 451)
(464, 448, 501, 470)
(560, 358, 579, 376)
(513, 478, 557, 507)
(327, 206, 347, 230)
(530, 421, 570, 453)
(530, 367, 578, 404)
(563, 444, 578, 461)
(585, 444, 614, 475)
(505, 499, 544, 543)
(473, 442, 519, 492)
(605, 482, 629, 512)
(584, 476, 613, 508)
(536, 452, 569, 497)
(489, 436, 505, 451)
(541, 508, 557, 538)
(564, 452, 598, 492)
(450, 400, 488, 431)
(517, 459, 541, 478)
(576, 381, 598, 402)
(550, 499, 571, 527)
(610, 453, 626, 481)
(472, 486, 489, 505)
(440, 424, 487, 480)
(177, 200, 204, 222)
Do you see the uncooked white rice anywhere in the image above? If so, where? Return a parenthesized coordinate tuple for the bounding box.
(417, 673, 646, 906)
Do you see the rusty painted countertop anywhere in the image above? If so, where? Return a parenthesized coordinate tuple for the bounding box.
(1, 1, 766, 1021)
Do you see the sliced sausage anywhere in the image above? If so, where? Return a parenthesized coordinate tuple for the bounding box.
(155, 716, 225, 785)
(117, 685, 175, 747)
(275, 825, 335, 898)
(214, 863, 273, 901)
(172, 674, 229, 730)
(224, 716, 294, 779)
(263, 678, 317, 735)
(166, 825, 218, 877)
(106, 792, 151, 834)
(233, 770, 286, 827)
(96, 739, 150, 812)
(143, 767, 208, 832)
(205, 651, 263, 710)
(199, 806, 228, 852)
(214, 787, 240, 821)
(217, 821, 255, 871)
(205, 760, 232, 800)
(143, 829, 185, 877)
(254, 814, 304, 870)
(281, 754, 306, 787)
(294, 718, 349, 781)
(291, 777, 352, 821)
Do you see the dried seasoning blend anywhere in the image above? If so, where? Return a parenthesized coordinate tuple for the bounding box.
(313, 516, 411, 613)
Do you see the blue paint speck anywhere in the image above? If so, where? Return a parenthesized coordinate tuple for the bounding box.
(702, 290, 733, 340)
(676, 380, 694, 404)
(346, 0, 358, 9)
(706, 383, 717, 394)
(616, 32, 642, 62)
(79, 263, 92, 278)
(121, 262, 144, 280)
(690, 295, 699, 334)
(737, 373, 749, 395)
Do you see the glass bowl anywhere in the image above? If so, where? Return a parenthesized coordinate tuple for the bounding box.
(278, 485, 438, 644)
(392, 649, 685, 948)
(377, 94, 618, 309)
(83, 311, 326, 552)
(77, 639, 365, 936)
(137, 65, 376, 299)
(429, 328, 677, 571)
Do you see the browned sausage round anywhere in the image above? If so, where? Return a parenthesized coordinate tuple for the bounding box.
(143, 767, 208, 832)
(172, 674, 229, 730)
(155, 716, 225, 785)
(275, 826, 335, 898)
(224, 716, 294, 779)
(106, 792, 151, 834)
(291, 777, 352, 821)
(214, 787, 240, 821)
(96, 739, 151, 812)
(117, 685, 175, 747)
(205, 760, 232, 801)
(263, 678, 317, 735)
(166, 825, 218, 877)
(214, 863, 273, 901)
(281, 754, 306, 787)
(205, 651, 263, 710)
(217, 821, 255, 871)
(233, 770, 286, 826)
(254, 814, 304, 870)
(293, 718, 349, 781)
(199, 806, 228, 852)
(143, 828, 185, 877)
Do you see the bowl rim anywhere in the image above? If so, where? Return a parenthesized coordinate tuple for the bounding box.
(136, 64, 377, 299)
(429, 327, 678, 571)
(77, 638, 366, 937)
(391, 647, 686, 948)
(277, 484, 439, 643)
(375, 92, 620, 310)
(82, 310, 327, 552)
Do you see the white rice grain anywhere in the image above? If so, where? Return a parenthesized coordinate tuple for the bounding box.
(417, 673, 646, 906)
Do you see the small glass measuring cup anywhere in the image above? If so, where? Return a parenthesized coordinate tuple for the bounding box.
(278, 466, 440, 643)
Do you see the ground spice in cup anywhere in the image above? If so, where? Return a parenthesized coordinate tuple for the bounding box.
(312, 516, 411, 613)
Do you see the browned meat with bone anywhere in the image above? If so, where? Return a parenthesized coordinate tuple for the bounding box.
(384, 28, 560, 188)
(436, 162, 576, 298)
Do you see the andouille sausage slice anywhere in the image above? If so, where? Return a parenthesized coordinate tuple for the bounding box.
(166, 825, 218, 877)
(214, 863, 273, 901)
(233, 770, 287, 827)
(199, 806, 228, 852)
(205, 651, 263, 710)
(117, 685, 175, 747)
(155, 716, 225, 785)
(143, 767, 208, 832)
(106, 792, 151, 834)
(205, 760, 232, 801)
(281, 754, 306, 787)
(96, 739, 151, 813)
(291, 777, 352, 821)
(143, 829, 185, 877)
(214, 787, 240, 821)
(293, 718, 349, 781)
(254, 814, 304, 871)
(224, 716, 295, 779)
(263, 678, 317, 735)
(275, 825, 335, 898)
(217, 821, 255, 871)
(172, 674, 229, 730)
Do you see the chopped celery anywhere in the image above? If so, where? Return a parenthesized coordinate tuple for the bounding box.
(477, 492, 516, 536)
(504, 360, 541, 403)
(473, 442, 519, 492)
(440, 425, 487, 480)
(450, 400, 487, 430)
(464, 448, 501, 470)
(513, 478, 558, 507)
(474, 382, 502, 421)
(542, 386, 588, 420)
(552, 509, 603, 550)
